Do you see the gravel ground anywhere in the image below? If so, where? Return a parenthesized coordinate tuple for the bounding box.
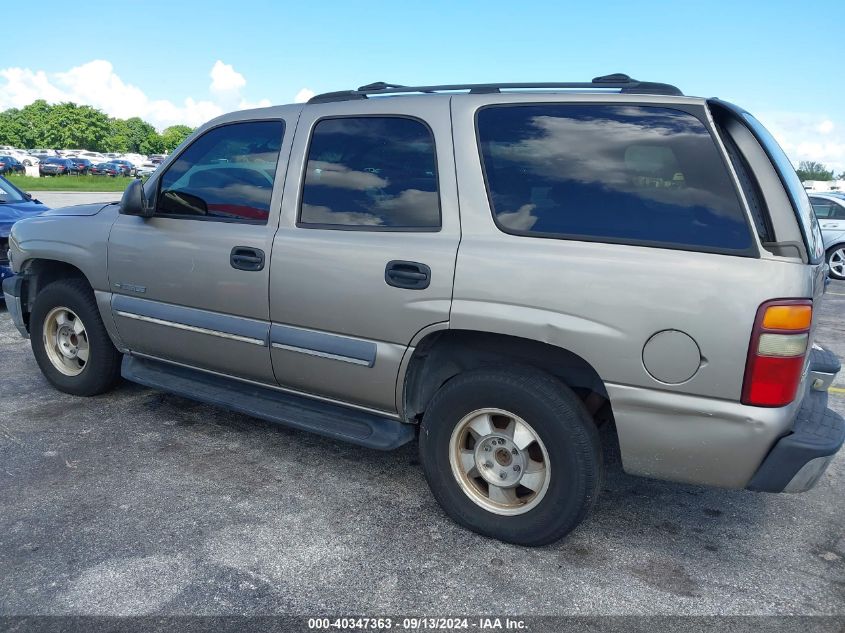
(0, 283, 843, 617)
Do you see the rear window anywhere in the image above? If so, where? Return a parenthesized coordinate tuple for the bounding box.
(476, 104, 753, 253)
(738, 112, 825, 263)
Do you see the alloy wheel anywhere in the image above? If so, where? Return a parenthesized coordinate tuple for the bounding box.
(448, 408, 551, 515)
(42, 306, 89, 377)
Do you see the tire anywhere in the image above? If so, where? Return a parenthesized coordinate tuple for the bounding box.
(827, 246, 845, 280)
(419, 366, 602, 546)
(30, 278, 122, 396)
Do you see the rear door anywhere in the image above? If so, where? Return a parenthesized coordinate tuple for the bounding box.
(268, 96, 459, 413)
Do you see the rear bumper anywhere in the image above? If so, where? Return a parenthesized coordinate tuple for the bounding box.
(608, 345, 843, 489)
(747, 346, 844, 492)
(2, 274, 29, 338)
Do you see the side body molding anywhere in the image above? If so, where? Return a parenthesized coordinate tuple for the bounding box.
(112, 294, 269, 346)
(270, 323, 377, 367)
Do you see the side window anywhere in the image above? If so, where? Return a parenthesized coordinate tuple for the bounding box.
(299, 117, 440, 229)
(476, 105, 753, 253)
(156, 120, 284, 224)
(810, 198, 835, 218)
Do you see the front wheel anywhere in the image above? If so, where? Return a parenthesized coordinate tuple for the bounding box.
(30, 278, 122, 396)
(419, 367, 602, 546)
(827, 246, 845, 280)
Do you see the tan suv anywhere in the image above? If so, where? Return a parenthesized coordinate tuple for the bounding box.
(4, 74, 843, 545)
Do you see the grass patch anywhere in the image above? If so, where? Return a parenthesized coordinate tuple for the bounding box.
(7, 174, 133, 192)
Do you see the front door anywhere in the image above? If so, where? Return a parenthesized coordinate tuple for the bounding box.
(269, 97, 460, 412)
(108, 118, 293, 383)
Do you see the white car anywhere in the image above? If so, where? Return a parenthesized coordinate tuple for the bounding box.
(8, 150, 39, 166)
(29, 149, 59, 158)
(135, 162, 158, 178)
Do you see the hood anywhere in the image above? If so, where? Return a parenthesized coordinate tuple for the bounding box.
(42, 202, 117, 217)
(0, 199, 50, 237)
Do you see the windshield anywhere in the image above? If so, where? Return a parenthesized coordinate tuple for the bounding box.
(741, 112, 825, 264)
(0, 176, 26, 203)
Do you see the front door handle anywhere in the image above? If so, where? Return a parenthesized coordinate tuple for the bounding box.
(230, 246, 265, 271)
(385, 260, 431, 290)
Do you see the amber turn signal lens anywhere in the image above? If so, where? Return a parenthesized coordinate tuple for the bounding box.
(761, 305, 812, 331)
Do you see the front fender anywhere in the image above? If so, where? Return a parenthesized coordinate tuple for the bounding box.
(10, 205, 118, 291)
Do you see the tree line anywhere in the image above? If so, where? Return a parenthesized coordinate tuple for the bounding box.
(795, 161, 843, 182)
(0, 100, 194, 155)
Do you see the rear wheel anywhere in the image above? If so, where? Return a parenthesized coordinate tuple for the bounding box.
(419, 367, 602, 546)
(828, 246, 845, 280)
(30, 278, 122, 396)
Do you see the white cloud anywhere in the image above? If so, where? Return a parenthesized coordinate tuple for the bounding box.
(294, 88, 315, 103)
(817, 120, 834, 135)
(0, 59, 272, 130)
(756, 111, 845, 174)
(209, 60, 246, 94)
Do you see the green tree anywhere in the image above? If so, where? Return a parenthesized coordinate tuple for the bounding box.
(7, 100, 53, 148)
(123, 117, 157, 153)
(44, 103, 111, 151)
(105, 118, 132, 153)
(160, 125, 193, 152)
(796, 160, 834, 181)
(0, 101, 192, 155)
(0, 108, 26, 147)
(140, 131, 165, 155)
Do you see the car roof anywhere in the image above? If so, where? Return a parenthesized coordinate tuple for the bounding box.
(199, 74, 705, 129)
(809, 192, 845, 199)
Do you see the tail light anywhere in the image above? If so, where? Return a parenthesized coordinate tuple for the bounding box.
(742, 299, 812, 407)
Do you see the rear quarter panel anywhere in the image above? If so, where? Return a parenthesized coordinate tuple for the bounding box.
(449, 94, 820, 488)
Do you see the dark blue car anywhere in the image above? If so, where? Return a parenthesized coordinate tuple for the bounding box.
(0, 175, 50, 282)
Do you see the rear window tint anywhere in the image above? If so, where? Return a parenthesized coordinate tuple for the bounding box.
(476, 105, 753, 253)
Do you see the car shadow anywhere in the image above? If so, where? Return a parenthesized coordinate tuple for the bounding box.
(125, 383, 769, 555)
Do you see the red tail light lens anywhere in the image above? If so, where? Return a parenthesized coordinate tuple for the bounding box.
(742, 299, 812, 407)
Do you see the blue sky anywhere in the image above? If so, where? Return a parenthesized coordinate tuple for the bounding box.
(3, 0, 844, 169)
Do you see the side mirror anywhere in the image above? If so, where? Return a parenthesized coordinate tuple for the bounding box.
(119, 178, 154, 217)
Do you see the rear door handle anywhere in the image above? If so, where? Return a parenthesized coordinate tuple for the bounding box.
(385, 260, 431, 290)
(230, 246, 265, 271)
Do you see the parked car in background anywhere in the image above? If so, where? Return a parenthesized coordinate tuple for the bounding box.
(77, 151, 107, 162)
(69, 158, 93, 175)
(809, 192, 845, 280)
(0, 175, 49, 283)
(9, 150, 39, 167)
(0, 156, 25, 174)
(109, 159, 134, 176)
(123, 153, 148, 167)
(89, 162, 121, 177)
(39, 157, 74, 176)
(135, 162, 159, 178)
(29, 149, 59, 159)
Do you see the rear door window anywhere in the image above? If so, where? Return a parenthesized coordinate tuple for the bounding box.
(299, 116, 440, 230)
(476, 104, 754, 253)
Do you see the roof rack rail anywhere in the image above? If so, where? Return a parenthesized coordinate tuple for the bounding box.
(308, 74, 683, 103)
